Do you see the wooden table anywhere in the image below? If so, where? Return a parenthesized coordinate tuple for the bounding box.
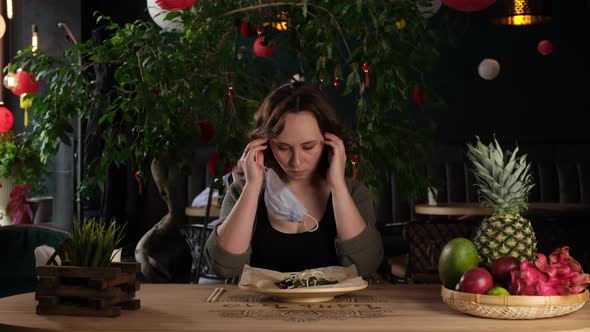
(415, 203, 590, 217)
(1, 284, 590, 331)
(185, 206, 221, 218)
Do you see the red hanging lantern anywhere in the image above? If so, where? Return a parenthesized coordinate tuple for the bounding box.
(226, 85, 236, 113)
(442, 0, 495, 12)
(333, 64, 343, 88)
(537, 39, 554, 56)
(0, 105, 14, 133)
(11, 69, 40, 97)
(154, 0, 196, 11)
(253, 36, 276, 58)
(240, 20, 257, 38)
(361, 63, 372, 88)
(134, 171, 143, 194)
(207, 151, 233, 176)
(411, 87, 427, 106)
(350, 155, 360, 180)
(197, 120, 215, 144)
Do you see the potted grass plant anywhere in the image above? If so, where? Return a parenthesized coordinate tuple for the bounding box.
(36, 218, 141, 317)
(61, 218, 125, 267)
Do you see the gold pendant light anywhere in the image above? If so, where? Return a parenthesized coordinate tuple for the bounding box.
(490, 0, 552, 26)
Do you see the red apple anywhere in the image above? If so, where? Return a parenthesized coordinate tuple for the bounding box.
(491, 256, 520, 285)
(457, 268, 494, 294)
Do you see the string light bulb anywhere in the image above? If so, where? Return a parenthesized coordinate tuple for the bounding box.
(2, 64, 17, 90)
(6, 0, 13, 20)
(32, 25, 39, 53)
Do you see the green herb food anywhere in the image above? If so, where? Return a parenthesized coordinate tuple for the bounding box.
(276, 270, 338, 289)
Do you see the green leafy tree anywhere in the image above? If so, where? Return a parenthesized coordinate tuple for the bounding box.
(11, 0, 447, 280)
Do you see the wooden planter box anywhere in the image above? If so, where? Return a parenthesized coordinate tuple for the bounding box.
(35, 262, 141, 317)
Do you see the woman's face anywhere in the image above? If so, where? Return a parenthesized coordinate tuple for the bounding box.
(270, 111, 325, 180)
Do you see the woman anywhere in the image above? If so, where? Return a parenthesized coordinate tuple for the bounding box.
(204, 82, 383, 278)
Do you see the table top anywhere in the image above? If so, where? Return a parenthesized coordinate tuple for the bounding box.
(185, 206, 221, 218)
(1, 284, 590, 331)
(415, 202, 590, 217)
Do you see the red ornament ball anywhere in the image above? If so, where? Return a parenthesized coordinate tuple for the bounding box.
(332, 78, 343, 87)
(537, 40, 554, 56)
(11, 69, 41, 97)
(154, 0, 196, 11)
(207, 151, 233, 176)
(0, 106, 14, 133)
(197, 120, 215, 144)
(240, 20, 257, 38)
(253, 36, 276, 58)
(442, 0, 495, 12)
(411, 87, 427, 106)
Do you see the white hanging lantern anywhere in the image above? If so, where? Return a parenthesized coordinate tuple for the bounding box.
(147, 0, 184, 32)
(478, 58, 501, 80)
(419, 0, 442, 18)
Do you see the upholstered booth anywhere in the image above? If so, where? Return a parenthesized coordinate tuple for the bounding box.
(0, 225, 69, 298)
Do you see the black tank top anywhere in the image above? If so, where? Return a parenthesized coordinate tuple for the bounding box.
(250, 191, 339, 272)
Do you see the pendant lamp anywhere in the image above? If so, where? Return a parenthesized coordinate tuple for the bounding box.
(489, 0, 551, 26)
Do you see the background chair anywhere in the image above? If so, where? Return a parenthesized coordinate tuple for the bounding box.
(0, 224, 69, 298)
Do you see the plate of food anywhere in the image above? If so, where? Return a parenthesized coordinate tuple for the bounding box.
(238, 265, 368, 303)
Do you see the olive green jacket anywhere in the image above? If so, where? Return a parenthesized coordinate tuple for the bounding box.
(204, 178, 384, 279)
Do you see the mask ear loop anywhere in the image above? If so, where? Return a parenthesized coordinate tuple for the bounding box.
(302, 213, 319, 232)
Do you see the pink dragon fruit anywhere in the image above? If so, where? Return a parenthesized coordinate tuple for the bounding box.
(509, 246, 590, 296)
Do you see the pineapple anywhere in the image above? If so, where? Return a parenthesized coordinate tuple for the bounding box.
(466, 137, 537, 266)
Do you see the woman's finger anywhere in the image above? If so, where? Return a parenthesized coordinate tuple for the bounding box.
(246, 144, 267, 162)
(324, 134, 343, 148)
(256, 148, 265, 167)
(324, 132, 342, 142)
(245, 138, 268, 150)
(243, 138, 268, 157)
(324, 138, 344, 152)
(324, 139, 346, 161)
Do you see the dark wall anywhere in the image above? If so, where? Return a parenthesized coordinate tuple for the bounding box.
(429, 1, 590, 145)
(81, 0, 149, 42)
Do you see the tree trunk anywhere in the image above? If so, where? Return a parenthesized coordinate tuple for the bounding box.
(134, 160, 191, 282)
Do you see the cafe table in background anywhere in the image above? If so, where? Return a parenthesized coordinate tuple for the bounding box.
(415, 202, 590, 218)
(1, 284, 590, 331)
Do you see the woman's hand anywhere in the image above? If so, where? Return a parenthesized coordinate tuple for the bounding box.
(324, 133, 347, 191)
(234, 138, 268, 188)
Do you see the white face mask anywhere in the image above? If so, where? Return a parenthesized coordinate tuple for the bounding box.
(264, 168, 319, 232)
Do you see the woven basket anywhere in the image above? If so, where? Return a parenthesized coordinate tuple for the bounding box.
(441, 286, 589, 320)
